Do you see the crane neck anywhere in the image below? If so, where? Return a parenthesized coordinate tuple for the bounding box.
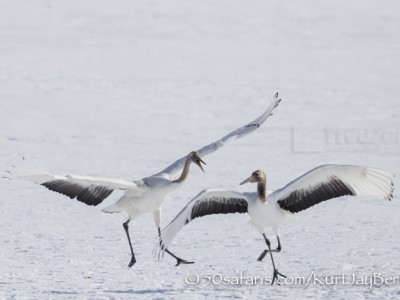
(172, 157, 191, 184)
(257, 178, 267, 203)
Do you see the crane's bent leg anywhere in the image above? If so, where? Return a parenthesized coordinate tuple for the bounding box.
(257, 235, 282, 262)
(157, 228, 194, 266)
(259, 234, 286, 285)
(123, 220, 136, 268)
(153, 209, 194, 266)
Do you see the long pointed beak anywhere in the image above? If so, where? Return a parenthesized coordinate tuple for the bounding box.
(240, 175, 254, 185)
(195, 158, 206, 173)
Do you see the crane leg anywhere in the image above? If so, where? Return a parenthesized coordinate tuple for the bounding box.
(258, 234, 286, 285)
(157, 228, 194, 266)
(123, 220, 136, 268)
(153, 208, 193, 266)
(257, 235, 282, 262)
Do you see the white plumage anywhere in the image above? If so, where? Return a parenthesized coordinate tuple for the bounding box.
(156, 165, 394, 284)
(8, 93, 281, 267)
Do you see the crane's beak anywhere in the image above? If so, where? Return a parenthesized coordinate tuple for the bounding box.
(195, 158, 206, 173)
(240, 175, 255, 185)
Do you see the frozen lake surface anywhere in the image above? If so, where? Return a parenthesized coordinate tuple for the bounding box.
(1, 0, 400, 298)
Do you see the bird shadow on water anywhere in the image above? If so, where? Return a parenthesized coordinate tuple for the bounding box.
(49, 291, 79, 295)
(104, 288, 178, 295)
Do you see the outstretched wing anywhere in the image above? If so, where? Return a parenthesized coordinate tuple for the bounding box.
(154, 93, 281, 178)
(7, 159, 143, 206)
(155, 189, 249, 258)
(272, 165, 394, 213)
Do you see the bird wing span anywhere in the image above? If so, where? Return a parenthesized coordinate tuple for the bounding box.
(155, 189, 249, 258)
(273, 165, 394, 213)
(154, 93, 281, 178)
(8, 160, 141, 206)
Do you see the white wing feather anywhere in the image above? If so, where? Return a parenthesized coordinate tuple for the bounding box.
(17, 173, 140, 190)
(7, 158, 142, 191)
(154, 93, 281, 177)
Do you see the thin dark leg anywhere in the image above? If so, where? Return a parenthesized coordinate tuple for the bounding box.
(259, 234, 286, 285)
(123, 220, 136, 268)
(157, 227, 194, 266)
(257, 235, 282, 262)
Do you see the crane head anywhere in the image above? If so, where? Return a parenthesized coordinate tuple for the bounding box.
(240, 170, 266, 185)
(190, 151, 206, 173)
